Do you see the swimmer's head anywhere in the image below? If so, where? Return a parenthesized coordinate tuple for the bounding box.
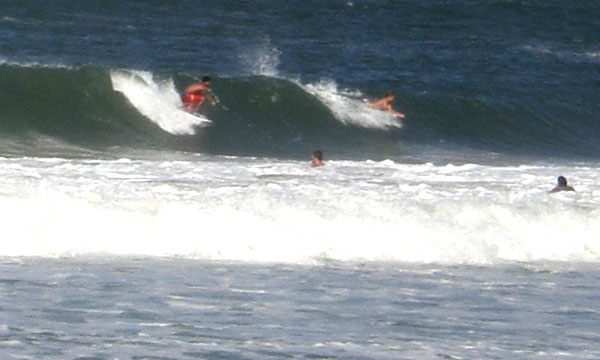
(313, 150, 323, 161)
(311, 150, 324, 167)
(557, 176, 567, 186)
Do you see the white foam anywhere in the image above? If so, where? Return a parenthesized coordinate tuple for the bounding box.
(0, 56, 71, 69)
(110, 70, 210, 135)
(301, 79, 402, 130)
(521, 43, 600, 64)
(1, 156, 599, 265)
(582, 51, 600, 62)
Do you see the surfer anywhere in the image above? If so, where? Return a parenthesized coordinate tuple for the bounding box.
(365, 91, 405, 118)
(181, 76, 217, 113)
(549, 176, 575, 193)
(311, 150, 324, 167)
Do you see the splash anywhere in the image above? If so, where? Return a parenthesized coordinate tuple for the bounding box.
(239, 38, 282, 77)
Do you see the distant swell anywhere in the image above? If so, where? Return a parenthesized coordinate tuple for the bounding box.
(0, 63, 598, 160)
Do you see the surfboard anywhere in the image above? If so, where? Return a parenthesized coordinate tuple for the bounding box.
(180, 110, 212, 124)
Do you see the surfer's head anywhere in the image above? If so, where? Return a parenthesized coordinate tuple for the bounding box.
(384, 91, 396, 99)
(202, 76, 211, 84)
(557, 176, 567, 186)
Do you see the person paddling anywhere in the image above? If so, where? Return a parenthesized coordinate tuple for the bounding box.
(365, 91, 405, 118)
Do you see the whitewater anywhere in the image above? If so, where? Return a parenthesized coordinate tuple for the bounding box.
(1, 154, 599, 264)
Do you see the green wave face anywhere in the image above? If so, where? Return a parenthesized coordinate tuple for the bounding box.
(0, 64, 597, 161)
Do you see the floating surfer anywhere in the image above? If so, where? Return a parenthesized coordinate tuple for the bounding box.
(181, 76, 217, 113)
(365, 91, 405, 118)
(549, 176, 575, 193)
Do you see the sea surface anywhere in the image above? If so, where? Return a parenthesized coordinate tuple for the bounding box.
(1, 1, 599, 358)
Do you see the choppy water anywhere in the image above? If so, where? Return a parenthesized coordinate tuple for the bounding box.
(2, 258, 600, 360)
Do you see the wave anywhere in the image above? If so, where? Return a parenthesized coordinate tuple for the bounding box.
(0, 62, 598, 160)
(0, 63, 405, 159)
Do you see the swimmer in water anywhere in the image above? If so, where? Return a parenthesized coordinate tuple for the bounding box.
(311, 150, 324, 167)
(549, 176, 575, 193)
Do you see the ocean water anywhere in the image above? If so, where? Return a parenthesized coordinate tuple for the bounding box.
(1, 0, 600, 358)
(2, 258, 600, 359)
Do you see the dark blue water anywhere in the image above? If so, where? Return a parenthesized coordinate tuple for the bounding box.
(0, 0, 599, 161)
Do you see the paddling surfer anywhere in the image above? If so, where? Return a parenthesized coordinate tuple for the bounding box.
(365, 91, 405, 118)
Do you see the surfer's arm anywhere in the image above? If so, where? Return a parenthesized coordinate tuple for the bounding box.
(203, 89, 217, 105)
(382, 103, 405, 118)
(390, 108, 405, 118)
